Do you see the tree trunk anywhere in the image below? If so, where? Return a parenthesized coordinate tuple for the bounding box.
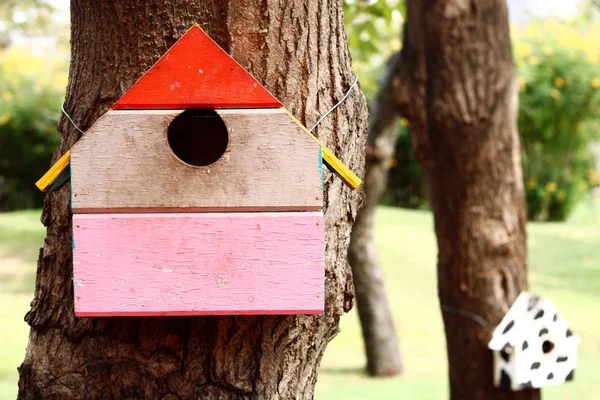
(347, 53, 403, 377)
(18, 2, 367, 399)
(392, 1, 541, 398)
(422, 1, 539, 398)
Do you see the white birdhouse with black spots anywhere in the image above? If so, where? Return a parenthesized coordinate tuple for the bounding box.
(488, 292, 580, 391)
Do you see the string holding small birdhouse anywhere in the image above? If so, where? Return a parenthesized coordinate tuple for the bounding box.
(36, 25, 361, 317)
(488, 292, 580, 391)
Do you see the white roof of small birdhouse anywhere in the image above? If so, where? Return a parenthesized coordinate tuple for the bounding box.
(488, 292, 580, 351)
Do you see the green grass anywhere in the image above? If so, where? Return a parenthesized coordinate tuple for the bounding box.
(1, 205, 599, 399)
(0, 210, 44, 400)
(317, 204, 600, 399)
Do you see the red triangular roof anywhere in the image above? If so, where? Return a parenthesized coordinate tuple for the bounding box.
(112, 25, 282, 109)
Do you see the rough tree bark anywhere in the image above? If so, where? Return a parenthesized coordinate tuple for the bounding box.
(391, 1, 541, 398)
(18, 2, 367, 399)
(347, 53, 403, 377)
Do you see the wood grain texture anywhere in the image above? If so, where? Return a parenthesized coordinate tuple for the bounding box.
(70, 109, 323, 212)
(72, 212, 325, 316)
(418, 1, 537, 399)
(37, 105, 362, 194)
(112, 25, 282, 109)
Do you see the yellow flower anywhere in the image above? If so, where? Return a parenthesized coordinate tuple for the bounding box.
(517, 76, 527, 92)
(554, 77, 566, 87)
(550, 89, 561, 100)
(526, 177, 537, 189)
(556, 190, 567, 201)
(529, 56, 540, 66)
(400, 117, 409, 127)
(591, 78, 600, 89)
(545, 182, 557, 193)
(2, 91, 13, 102)
(515, 42, 532, 58)
(524, 24, 542, 39)
(3, 63, 15, 74)
(588, 169, 599, 185)
(55, 72, 69, 87)
(0, 114, 9, 125)
(543, 45, 553, 55)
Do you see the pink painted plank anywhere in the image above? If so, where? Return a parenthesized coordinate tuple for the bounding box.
(73, 212, 324, 316)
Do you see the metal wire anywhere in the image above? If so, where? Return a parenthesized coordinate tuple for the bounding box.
(61, 102, 85, 135)
(441, 304, 494, 329)
(309, 75, 359, 132)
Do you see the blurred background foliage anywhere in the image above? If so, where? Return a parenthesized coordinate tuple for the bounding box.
(0, 0, 68, 211)
(0, 0, 67, 46)
(379, 12, 600, 221)
(343, 0, 403, 98)
(516, 19, 600, 220)
(0, 45, 67, 211)
(0, 1, 53, 46)
(381, 122, 429, 209)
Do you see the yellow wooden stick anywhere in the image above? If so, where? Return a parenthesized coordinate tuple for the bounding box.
(36, 150, 71, 192)
(282, 107, 362, 190)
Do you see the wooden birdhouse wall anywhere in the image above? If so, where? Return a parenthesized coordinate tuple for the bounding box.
(70, 109, 323, 212)
(68, 26, 330, 317)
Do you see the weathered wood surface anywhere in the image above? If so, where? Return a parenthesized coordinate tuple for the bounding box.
(72, 212, 325, 316)
(112, 25, 282, 110)
(71, 109, 323, 212)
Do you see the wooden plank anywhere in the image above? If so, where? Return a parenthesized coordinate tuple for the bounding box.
(282, 107, 362, 190)
(36, 107, 363, 194)
(35, 150, 71, 192)
(70, 109, 323, 212)
(72, 212, 325, 316)
(112, 25, 282, 109)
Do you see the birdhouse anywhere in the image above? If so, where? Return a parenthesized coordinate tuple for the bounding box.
(36, 25, 360, 317)
(488, 292, 580, 391)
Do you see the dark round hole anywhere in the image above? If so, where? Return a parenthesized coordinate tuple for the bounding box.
(167, 109, 228, 166)
(542, 340, 555, 354)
